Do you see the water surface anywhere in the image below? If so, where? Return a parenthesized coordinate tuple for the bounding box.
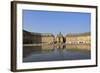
(23, 44, 91, 62)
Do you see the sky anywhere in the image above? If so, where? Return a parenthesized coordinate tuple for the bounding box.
(23, 10, 91, 36)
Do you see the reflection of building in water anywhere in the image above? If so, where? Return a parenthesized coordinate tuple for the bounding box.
(23, 30, 54, 44)
(65, 32, 91, 44)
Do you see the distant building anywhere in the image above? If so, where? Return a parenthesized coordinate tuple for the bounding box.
(23, 30, 91, 46)
(55, 32, 64, 44)
(23, 30, 54, 44)
(65, 32, 91, 44)
(23, 30, 41, 44)
(41, 33, 55, 44)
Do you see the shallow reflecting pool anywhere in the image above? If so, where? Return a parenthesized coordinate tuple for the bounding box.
(23, 44, 91, 62)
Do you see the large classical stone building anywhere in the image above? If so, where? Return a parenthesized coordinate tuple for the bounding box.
(23, 30, 54, 44)
(41, 33, 54, 44)
(23, 30, 41, 44)
(23, 30, 91, 48)
(65, 32, 91, 44)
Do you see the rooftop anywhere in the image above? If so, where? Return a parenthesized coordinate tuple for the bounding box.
(66, 32, 90, 37)
(23, 30, 54, 37)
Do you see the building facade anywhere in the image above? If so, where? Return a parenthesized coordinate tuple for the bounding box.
(23, 30, 91, 47)
(23, 30, 54, 44)
(41, 33, 54, 44)
(65, 32, 91, 44)
(23, 30, 41, 44)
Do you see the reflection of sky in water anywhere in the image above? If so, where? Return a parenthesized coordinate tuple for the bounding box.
(23, 47, 90, 62)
